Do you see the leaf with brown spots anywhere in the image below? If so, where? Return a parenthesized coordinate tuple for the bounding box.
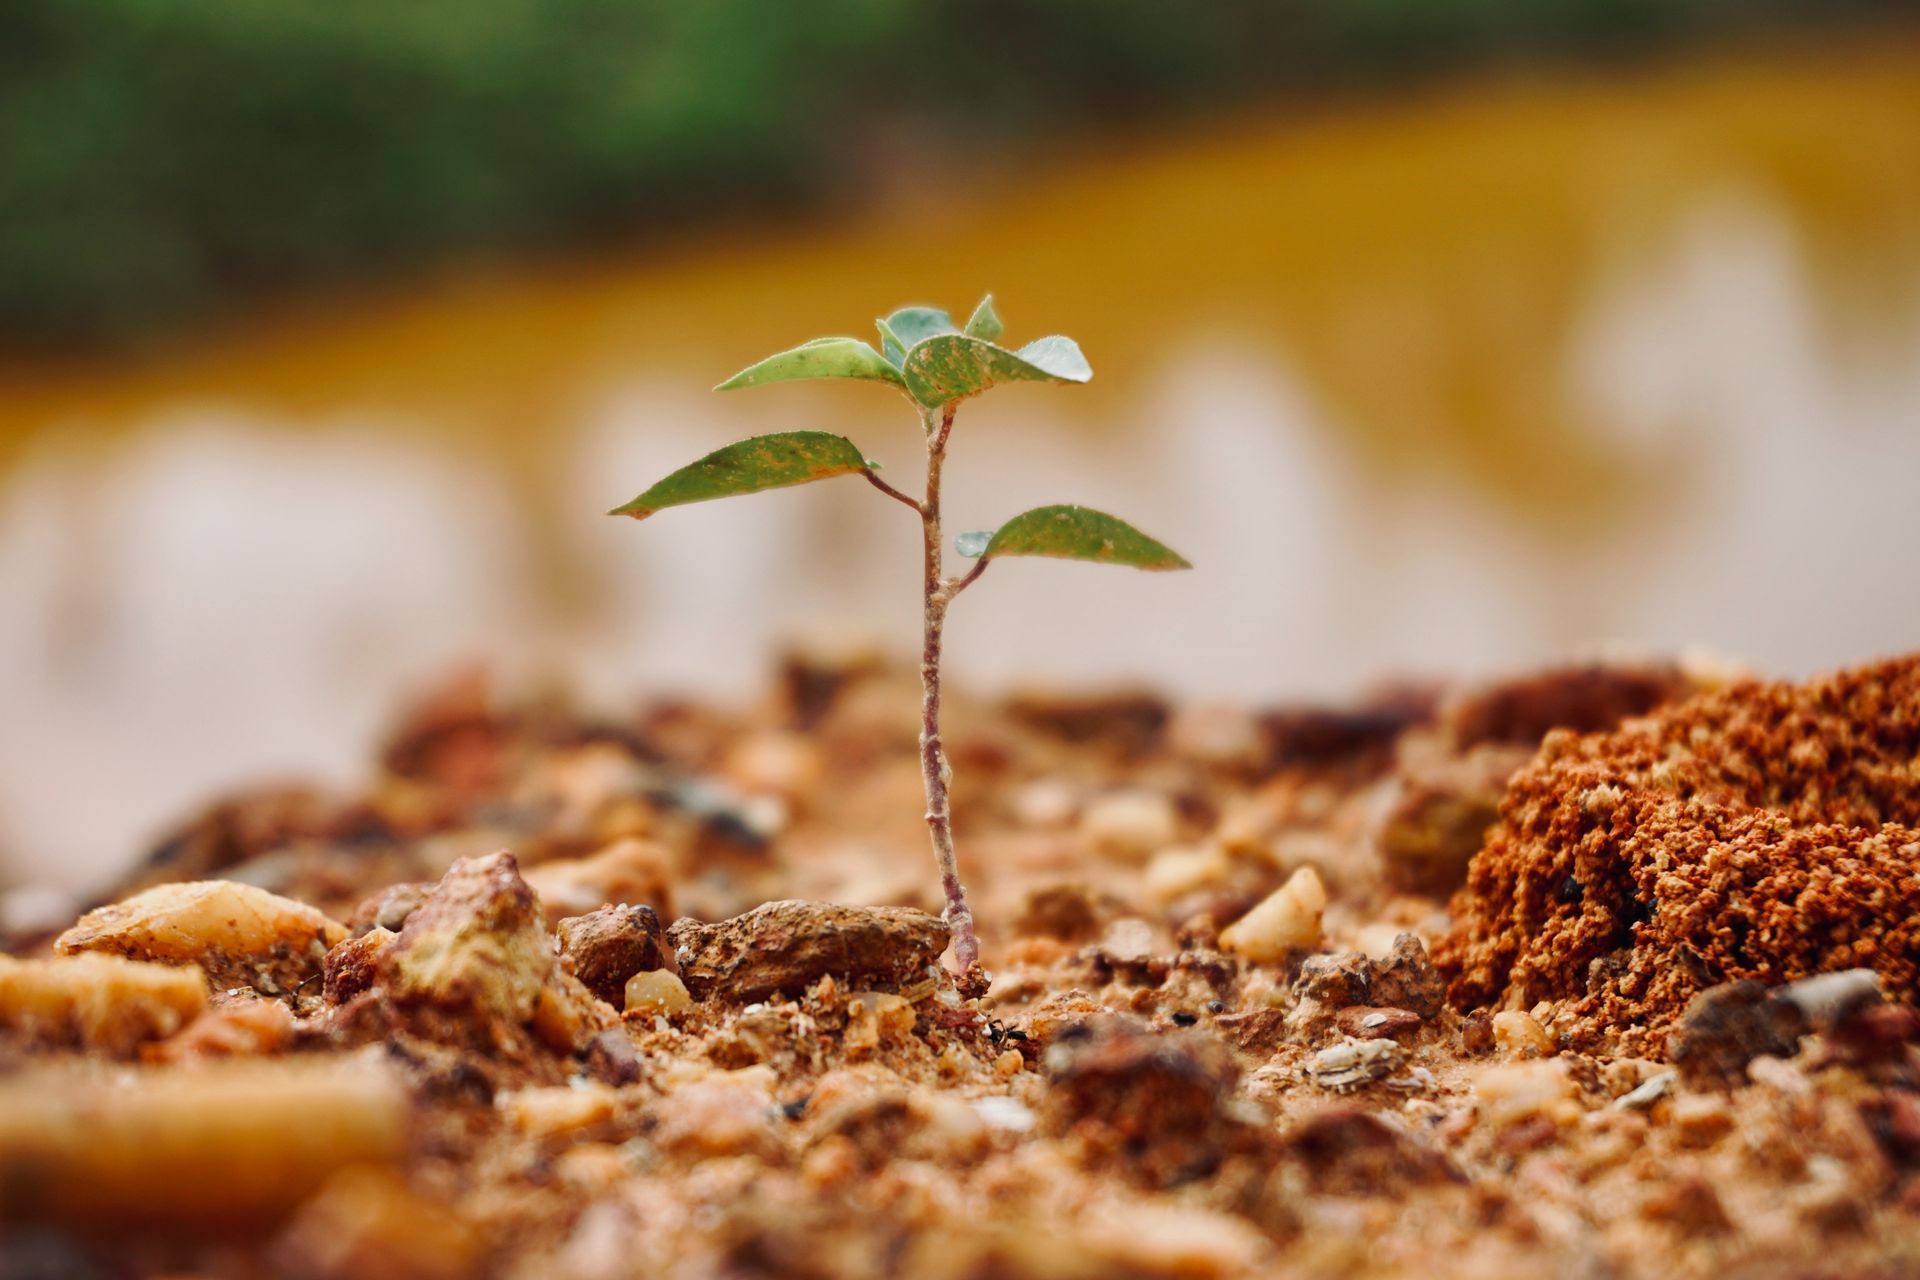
(969, 504, 1190, 570)
(609, 432, 875, 519)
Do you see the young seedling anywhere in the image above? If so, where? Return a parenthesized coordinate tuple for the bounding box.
(610, 296, 1190, 974)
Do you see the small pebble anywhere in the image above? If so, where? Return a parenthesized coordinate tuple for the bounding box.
(971, 1096, 1037, 1133)
(1307, 1036, 1404, 1090)
(1079, 790, 1180, 860)
(1218, 867, 1326, 963)
(1143, 845, 1228, 902)
(1335, 1006, 1422, 1041)
(1491, 1010, 1553, 1057)
(623, 969, 691, 1017)
(1670, 1093, 1734, 1147)
(1613, 1071, 1676, 1111)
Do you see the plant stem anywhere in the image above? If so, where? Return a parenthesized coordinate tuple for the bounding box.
(918, 403, 979, 973)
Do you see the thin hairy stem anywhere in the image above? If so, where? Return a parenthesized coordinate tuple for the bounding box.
(862, 468, 923, 513)
(917, 402, 978, 973)
(946, 557, 990, 598)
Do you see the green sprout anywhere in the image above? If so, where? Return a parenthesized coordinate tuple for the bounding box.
(610, 296, 1190, 975)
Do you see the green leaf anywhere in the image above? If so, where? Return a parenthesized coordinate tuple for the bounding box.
(609, 432, 873, 519)
(973, 504, 1191, 570)
(963, 294, 1003, 341)
(899, 333, 1092, 406)
(877, 305, 957, 367)
(716, 336, 904, 391)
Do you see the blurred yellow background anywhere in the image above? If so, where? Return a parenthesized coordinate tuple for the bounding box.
(2, 20, 1919, 894)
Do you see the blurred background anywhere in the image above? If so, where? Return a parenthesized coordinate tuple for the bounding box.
(2, 1, 1919, 895)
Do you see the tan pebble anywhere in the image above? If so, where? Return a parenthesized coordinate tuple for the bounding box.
(936, 1043, 976, 1080)
(652, 1073, 776, 1158)
(1474, 1059, 1579, 1127)
(722, 731, 822, 803)
(502, 1084, 618, 1138)
(551, 1143, 630, 1193)
(1353, 923, 1407, 959)
(1099, 918, 1155, 963)
(1218, 867, 1326, 963)
(802, 1134, 861, 1189)
(995, 1049, 1025, 1077)
(1670, 1093, 1734, 1148)
(844, 992, 914, 1057)
(274, 1165, 478, 1280)
(55, 881, 345, 997)
(1010, 779, 1081, 830)
(1079, 1201, 1266, 1277)
(0, 1058, 406, 1226)
(1143, 845, 1229, 903)
(1080, 790, 1179, 860)
(623, 969, 691, 1018)
(0, 953, 207, 1057)
(1166, 703, 1264, 770)
(1492, 1009, 1554, 1057)
(524, 838, 675, 926)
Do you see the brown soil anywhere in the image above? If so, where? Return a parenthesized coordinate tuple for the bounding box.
(3, 654, 1919, 1279)
(1437, 654, 1920, 1052)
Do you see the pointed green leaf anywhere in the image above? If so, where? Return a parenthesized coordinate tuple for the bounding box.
(899, 333, 1092, 406)
(716, 336, 904, 391)
(963, 295, 1004, 341)
(976, 504, 1191, 570)
(609, 432, 873, 519)
(954, 530, 992, 558)
(877, 305, 957, 367)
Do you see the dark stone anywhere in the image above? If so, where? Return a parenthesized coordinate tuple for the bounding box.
(1368, 935, 1446, 1019)
(1281, 1108, 1461, 1195)
(557, 904, 676, 1009)
(1668, 980, 1808, 1086)
(1014, 884, 1106, 944)
(349, 881, 432, 935)
(1041, 1016, 1253, 1188)
(582, 1027, 645, 1085)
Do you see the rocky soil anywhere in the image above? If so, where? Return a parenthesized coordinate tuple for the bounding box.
(2, 652, 1918, 1278)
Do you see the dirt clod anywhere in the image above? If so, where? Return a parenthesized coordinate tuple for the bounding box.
(667, 900, 948, 1005)
(1439, 655, 1920, 1052)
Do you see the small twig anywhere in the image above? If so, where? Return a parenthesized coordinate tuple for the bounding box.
(862, 469, 923, 512)
(946, 557, 990, 598)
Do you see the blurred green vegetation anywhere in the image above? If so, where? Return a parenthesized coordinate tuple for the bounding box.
(0, 0, 1899, 345)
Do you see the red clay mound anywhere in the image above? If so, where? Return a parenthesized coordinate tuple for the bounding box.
(1436, 654, 1920, 1053)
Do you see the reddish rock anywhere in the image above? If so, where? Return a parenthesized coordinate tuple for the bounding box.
(1335, 1006, 1423, 1041)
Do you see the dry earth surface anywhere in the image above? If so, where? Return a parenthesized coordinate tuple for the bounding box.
(3, 651, 1918, 1278)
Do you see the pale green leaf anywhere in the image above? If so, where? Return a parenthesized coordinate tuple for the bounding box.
(609, 432, 873, 519)
(716, 336, 904, 391)
(977, 504, 1190, 570)
(899, 333, 1092, 406)
(877, 305, 957, 367)
(954, 530, 992, 557)
(963, 294, 1004, 341)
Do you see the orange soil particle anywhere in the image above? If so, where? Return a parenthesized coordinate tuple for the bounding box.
(1436, 655, 1920, 1052)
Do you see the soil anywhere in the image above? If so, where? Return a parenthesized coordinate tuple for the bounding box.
(3, 652, 1919, 1278)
